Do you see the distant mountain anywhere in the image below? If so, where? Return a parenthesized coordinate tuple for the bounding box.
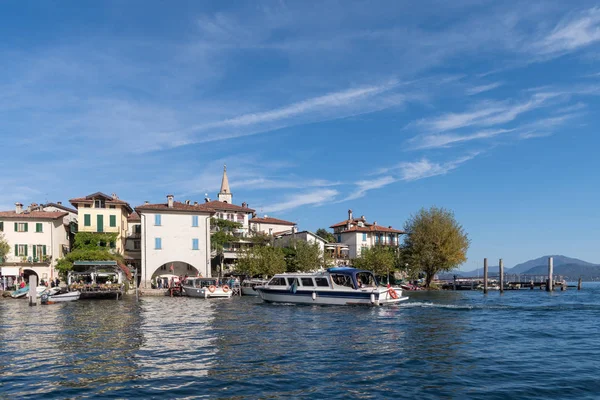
(507, 255, 596, 274)
(450, 255, 597, 278)
(522, 263, 600, 281)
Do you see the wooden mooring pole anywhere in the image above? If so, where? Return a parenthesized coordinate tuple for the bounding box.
(483, 258, 488, 294)
(547, 257, 553, 292)
(578, 277, 582, 290)
(499, 258, 504, 293)
(28, 275, 38, 307)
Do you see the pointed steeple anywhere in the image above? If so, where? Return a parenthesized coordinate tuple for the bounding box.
(218, 164, 232, 203)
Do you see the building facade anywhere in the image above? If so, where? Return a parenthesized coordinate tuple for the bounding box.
(69, 192, 133, 254)
(136, 195, 214, 287)
(330, 209, 405, 259)
(0, 202, 71, 283)
(250, 216, 297, 236)
(124, 212, 141, 272)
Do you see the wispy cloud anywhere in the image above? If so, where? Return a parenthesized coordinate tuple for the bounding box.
(263, 189, 338, 213)
(409, 129, 513, 150)
(344, 176, 396, 201)
(533, 7, 600, 56)
(466, 82, 503, 96)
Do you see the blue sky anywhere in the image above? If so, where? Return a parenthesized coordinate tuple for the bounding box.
(1, 1, 599, 269)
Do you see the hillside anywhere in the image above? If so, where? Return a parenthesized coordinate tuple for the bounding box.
(507, 255, 596, 274)
(522, 263, 600, 281)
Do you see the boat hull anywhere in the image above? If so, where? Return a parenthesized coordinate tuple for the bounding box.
(256, 287, 407, 306)
(182, 286, 232, 298)
(44, 291, 80, 304)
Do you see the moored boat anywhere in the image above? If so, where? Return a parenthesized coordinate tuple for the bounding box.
(11, 286, 29, 298)
(181, 278, 232, 299)
(255, 267, 408, 306)
(241, 278, 268, 296)
(41, 291, 81, 304)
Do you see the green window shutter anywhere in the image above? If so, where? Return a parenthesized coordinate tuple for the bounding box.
(25, 245, 28, 256)
(33, 245, 37, 258)
(14, 222, 18, 231)
(97, 215, 104, 232)
(24, 223, 28, 232)
(36, 223, 42, 232)
(84, 214, 91, 226)
(14, 244, 18, 256)
(43, 245, 47, 256)
(0, 221, 3, 231)
(110, 215, 116, 227)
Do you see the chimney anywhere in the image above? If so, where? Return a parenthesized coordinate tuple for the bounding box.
(57, 201, 62, 205)
(264, 214, 268, 219)
(361, 215, 365, 221)
(112, 193, 118, 200)
(194, 201, 198, 206)
(185, 200, 190, 205)
(242, 202, 247, 208)
(348, 209, 353, 220)
(373, 221, 377, 225)
(15, 202, 23, 214)
(205, 197, 210, 203)
(388, 226, 392, 229)
(252, 212, 256, 218)
(292, 226, 298, 234)
(144, 201, 149, 204)
(167, 195, 174, 208)
(27, 204, 32, 213)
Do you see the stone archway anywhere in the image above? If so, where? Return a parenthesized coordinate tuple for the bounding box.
(22, 268, 39, 284)
(148, 261, 201, 288)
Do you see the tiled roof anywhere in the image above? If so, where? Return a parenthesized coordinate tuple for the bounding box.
(339, 225, 405, 234)
(0, 210, 68, 220)
(250, 216, 296, 226)
(127, 212, 141, 221)
(135, 201, 215, 214)
(204, 200, 255, 213)
(69, 192, 133, 213)
(330, 218, 373, 228)
(43, 202, 78, 214)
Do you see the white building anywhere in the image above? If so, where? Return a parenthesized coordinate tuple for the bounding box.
(274, 230, 327, 254)
(0, 202, 71, 283)
(329, 209, 405, 259)
(124, 212, 141, 272)
(136, 195, 214, 287)
(250, 216, 297, 236)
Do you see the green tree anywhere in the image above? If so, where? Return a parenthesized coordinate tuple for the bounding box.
(284, 240, 322, 272)
(236, 245, 286, 277)
(210, 218, 243, 275)
(352, 245, 397, 281)
(401, 207, 469, 288)
(0, 232, 10, 262)
(315, 228, 336, 243)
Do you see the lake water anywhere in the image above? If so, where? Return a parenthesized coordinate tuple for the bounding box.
(1, 284, 600, 399)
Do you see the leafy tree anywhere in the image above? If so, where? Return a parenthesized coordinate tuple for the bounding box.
(0, 232, 10, 262)
(352, 245, 397, 281)
(315, 228, 336, 243)
(283, 240, 323, 272)
(210, 218, 243, 275)
(401, 206, 469, 288)
(236, 245, 286, 277)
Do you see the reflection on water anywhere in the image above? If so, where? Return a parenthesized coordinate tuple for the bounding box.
(1, 285, 600, 398)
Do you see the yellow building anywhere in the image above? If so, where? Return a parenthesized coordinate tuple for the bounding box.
(69, 192, 133, 254)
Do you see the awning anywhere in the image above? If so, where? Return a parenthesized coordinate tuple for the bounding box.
(1, 267, 20, 276)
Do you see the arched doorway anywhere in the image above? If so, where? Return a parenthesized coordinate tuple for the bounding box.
(22, 268, 39, 284)
(151, 261, 200, 288)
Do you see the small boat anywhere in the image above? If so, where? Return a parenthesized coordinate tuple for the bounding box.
(241, 278, 268, 296)
(181, 278, 232, 299)
(255, 267, 408, 306)
(11, 286, 29, 298)
(42, 291, 81, 304)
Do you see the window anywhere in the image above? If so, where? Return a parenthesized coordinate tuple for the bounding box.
(337, 235, 341, 243)
(134, 240, 141, 250)
(286, 277, 299, 286)
(33, 244, 45, 260)
(301, 277, 314, 286)
(84, 214, 91, 226)
(94, 200, 105, 208)
(109, 205, 116, 209)
(228, 213, 234, 221)
(192, 238, 199, 250)
(155, 238, 162, 249)
(237, 214, 244, 222)
(15, 244, 28, 257)
(15, 222, 28, 232)
(84, 204, 91, 208)
(192, 215, 199, 227)
(134, 224, 141, 234)
(362, 233, 367, 241)
(0, 221, 3, 231)
(268, 277, 287, 286)
(154, 214, 162, 226)
(110, 241, 116, 249)
(97, 215, 104, 232)
(35, 223, 43, 233)
(315, 277, 330, 287)
(109, 215, 116, 227)
(332, 274, 353, 288)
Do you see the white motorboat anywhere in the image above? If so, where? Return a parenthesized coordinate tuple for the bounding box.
(255, 267, 408, 306)
(42, 290, 80, 304)
(181, 278, 232, 299)
(241, 278, 268, 296)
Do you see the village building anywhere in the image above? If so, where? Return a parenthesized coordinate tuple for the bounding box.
(249, 216, 297, 236)
(124, 212, 141, 272)
(69, 192, 133, 254)
(329, 209, 405, 259)
(274, 229, 327, 254)
(0, 202, 71, 283)
(135, 195, 214, 287)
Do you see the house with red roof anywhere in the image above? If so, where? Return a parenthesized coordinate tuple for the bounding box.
(249, 215, 297, 236)
(329, 209, 405, 259)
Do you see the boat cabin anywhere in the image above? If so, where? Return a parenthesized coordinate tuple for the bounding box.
(266, 267, 378, 290)
(183, 277, 218, 288)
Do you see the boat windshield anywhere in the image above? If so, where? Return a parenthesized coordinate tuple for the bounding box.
(355, 272, 377, 288)
(331, 274, 354, 288)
